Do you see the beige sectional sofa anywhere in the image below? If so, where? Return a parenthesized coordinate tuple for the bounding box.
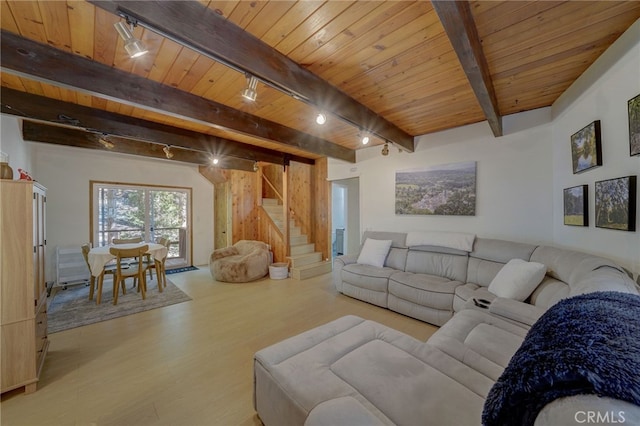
(254, 231, 640, 425)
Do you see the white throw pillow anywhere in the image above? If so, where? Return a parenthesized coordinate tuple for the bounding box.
(357, 238, 393, 268)
(488, 259, 547, 301)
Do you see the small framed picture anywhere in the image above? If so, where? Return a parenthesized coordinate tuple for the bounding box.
(563, 185, 588, 227)
(570, 120, 602, 174)
(595, 176, 637, 231)
(629, 93, 640, 156)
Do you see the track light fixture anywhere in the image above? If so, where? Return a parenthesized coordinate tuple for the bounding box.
(316, 112, 327, 125)
(163, 145, 174, 159)
(114, 21, 148, 58)
(212, 157, 220, 165)
(253, 161, 259, 172)
(241, 74, 258, 102)
(98, 135, 114, 150)
(381, 142, 389, 156)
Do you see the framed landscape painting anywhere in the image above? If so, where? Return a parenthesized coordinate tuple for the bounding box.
(595, 176, 637, 231)
(629, 93, 640, 156)
(570, 120, 602, 174)
(395, 161, 476, 216)
(563, 185, 588, 227)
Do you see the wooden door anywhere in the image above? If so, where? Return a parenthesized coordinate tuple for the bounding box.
(214, 182, 231, 249)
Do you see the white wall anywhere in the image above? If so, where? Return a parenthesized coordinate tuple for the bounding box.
(329, 107, 555, 245)
(551, 19, 640, 272)
(344, 177, 360, 254)
(1, 116, 33, 177)
(0, 115, 215, 282)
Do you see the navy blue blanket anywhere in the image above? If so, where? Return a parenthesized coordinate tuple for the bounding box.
(482, 291, 640, 426)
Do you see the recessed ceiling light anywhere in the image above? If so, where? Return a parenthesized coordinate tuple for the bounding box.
(316, 112, 326, 125)
(360, 132, 370, 145)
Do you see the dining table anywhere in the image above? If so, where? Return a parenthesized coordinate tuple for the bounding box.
(87, 242, 168, 277)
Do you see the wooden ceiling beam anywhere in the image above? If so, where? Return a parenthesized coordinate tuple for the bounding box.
(89, 0, 415, 152)
(22, 121, 256, 172)
(432, 0, 503, 137)
(0, 30, 355, 162)
(1, 87, 313, 166)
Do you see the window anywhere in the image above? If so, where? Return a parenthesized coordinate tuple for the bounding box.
(91, 182, 192, 268)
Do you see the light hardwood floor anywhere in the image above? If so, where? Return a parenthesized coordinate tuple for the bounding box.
(1, 268, 437, 426)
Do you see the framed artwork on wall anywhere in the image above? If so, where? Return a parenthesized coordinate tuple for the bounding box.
(563, 185, 588, 227)
(395, 161, 476, 216)
(595, 176, 637, 231)
(570, 120, 602, 174)
(629, 93, 640, 156)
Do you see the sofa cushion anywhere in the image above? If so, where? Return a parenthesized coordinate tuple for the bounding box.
(389, 272, 461, 310)
(342, 264, 396, 292)
(528, 276, 569, 309)
(357, 238, 392, 268)
(405, 248, 468, 283)
(467, 238, 538, 286)
(488, 259, 546, 301)
(331, 339, 486, 426)
(304, 397, 391, 426)
(428, 309, 528, 381)
(361, 231, 408, 249)
(530, 245, 599, 283)
(406, 231, 475, 252)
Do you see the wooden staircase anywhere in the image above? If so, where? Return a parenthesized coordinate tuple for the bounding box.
(262, 198, 332, 279)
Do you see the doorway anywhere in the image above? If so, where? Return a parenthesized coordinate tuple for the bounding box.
(331, 177, 360, 258)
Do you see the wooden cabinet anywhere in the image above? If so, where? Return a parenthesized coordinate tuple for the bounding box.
(1, 180, 49, 394)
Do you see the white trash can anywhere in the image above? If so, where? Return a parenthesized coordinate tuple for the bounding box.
(269, 263, 289, 280)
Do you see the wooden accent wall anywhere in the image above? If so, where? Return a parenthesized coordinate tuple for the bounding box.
(228, 169, 259, 243)
(261, 164, 282, 200)
(313, 158, 330, 261)
(205, 159, 330, 263)
(288, 162, 312, 240)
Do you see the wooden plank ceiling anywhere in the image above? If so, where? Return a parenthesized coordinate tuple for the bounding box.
(1, 1, 639, 169)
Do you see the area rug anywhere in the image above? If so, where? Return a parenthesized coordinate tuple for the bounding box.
(47, 277, 191, 333)
(166, 265, 199, 274)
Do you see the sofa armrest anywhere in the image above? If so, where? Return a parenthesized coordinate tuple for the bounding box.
(334, 254, 359, 267)
(488, 298, 545, 328)
(333, 254, 359, 292)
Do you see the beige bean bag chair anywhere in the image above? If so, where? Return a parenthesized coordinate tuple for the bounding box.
(210, 240, 270, 283)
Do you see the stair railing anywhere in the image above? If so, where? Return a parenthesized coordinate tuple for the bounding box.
(262, 173, 283, 204)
